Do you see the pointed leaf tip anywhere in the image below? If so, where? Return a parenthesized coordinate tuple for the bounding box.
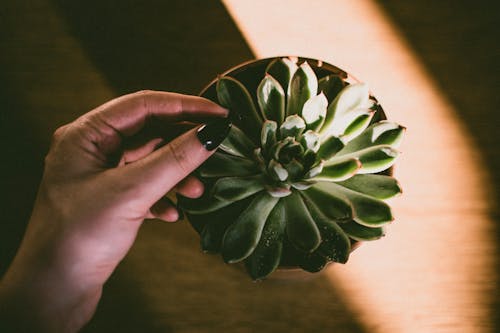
(313, 158, 361, 182)
(302, 93, 328, 131)
(261, 120, 278, 154)
(339, 121, 405, 155)
(265, 57, 299, 96)
(330, 183, 394, 226)
(280, 115, 306, 138)
(320, 82, 371, 136)
(287, 61, 319, 116)
(340, 221, 385, 241)
(337, 174, 402, 199)
(257, 75, 285, 125)
(318, 74, 346, 102)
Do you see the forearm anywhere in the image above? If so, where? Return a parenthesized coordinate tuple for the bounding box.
(0, 259, 102, 332)
(0, 221, 103, 333)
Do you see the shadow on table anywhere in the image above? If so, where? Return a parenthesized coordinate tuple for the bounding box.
(52, 0, 255, 95)
(0, 1, 370, 332)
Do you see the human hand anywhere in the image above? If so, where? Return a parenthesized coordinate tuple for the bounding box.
(0, 91, 229, 332)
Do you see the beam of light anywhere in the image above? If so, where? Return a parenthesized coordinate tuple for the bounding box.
(222, 0, 497, 332)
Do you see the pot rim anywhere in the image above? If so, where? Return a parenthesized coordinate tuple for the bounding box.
(200, 55, 352, 96)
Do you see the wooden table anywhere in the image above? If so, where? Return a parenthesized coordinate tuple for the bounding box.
(1, 1, 498, 332)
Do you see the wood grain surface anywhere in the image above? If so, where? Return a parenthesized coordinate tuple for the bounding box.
(1, 1, 498, 332)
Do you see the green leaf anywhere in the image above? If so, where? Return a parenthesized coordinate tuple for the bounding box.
(340, 220, 385, 241)
(373, 126, 406, 146)
(272, 136, 293, 161)
(323, 108, 374, 139)
(320, 83, 372, 136)
(266, 185, 292, 198)
(245, 199, 286, 280)
(339, 121, 405, 155)
(278, 141, 304, 164)
(284, 159, 304, 180)
(323, 183, 394, 227)
(199, 152, 259, 177)
(299, 252, 328, 273)
(279, 115, 306, 138)
(217, 76, 262, 144)
(317, 135, 344, 160)
(291, 181, 314, 190)
(222, 193, 279, 263)
(219, 125, 256, 158)
(261, 120, 278, 154)
(311, 158, 361, 182)
(177, 194, 231, 215)
(318, 74, 346, 102)
(257, 74, 285, 125)
(303, 184, 353, 221)
(303, 161, 324, 179)
(265, 57, 299, 95)
(302, 150, 317, 169)
(300, 130, 321, 153)
(328, 145, 399, 174)
(283, 191, 321, 253)
(301, 93, 328, 131)
(199, 198, 251, 252)
(337, 174, 402, 199)
(268, 159, 288, 181)
(302, 193, 351, 263)
(287, 61, 318, 116)
(357, 146, 399, 174)
(342, 112, 374, 142)
(212, 175, 266, 202)
(252, 148, 266, 167)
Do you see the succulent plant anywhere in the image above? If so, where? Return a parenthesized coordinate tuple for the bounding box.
(179, 57, 405, 280)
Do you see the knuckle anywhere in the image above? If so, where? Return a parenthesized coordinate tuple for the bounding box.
(134, 90, 155, 115)
(46, 124, 71, 165)
(166, 141, 193, 175)
(72, 115, 113, 145)
(51, 124, 68, 143)
(135, 89, 155, 96)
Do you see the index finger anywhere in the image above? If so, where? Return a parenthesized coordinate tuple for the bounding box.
(86, 90, 228, 137)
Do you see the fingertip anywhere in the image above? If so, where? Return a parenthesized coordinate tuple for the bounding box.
(176, 176, 205, 198)
(220, 107, 230, 117)
(190, 183, 204, 198)
(159, 207, 180, 223)
(150, 197, 180, 222)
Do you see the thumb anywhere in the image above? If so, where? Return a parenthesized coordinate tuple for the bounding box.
(116, 118, 231, 206)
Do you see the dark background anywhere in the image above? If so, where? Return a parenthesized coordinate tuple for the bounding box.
(1, 0, 499, 331)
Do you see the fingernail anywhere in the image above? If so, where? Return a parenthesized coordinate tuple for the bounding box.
(196, 118, 232, 151)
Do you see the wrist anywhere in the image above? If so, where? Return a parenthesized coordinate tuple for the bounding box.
(0, 213, 104, 332)
(0, 253, 103, 332)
